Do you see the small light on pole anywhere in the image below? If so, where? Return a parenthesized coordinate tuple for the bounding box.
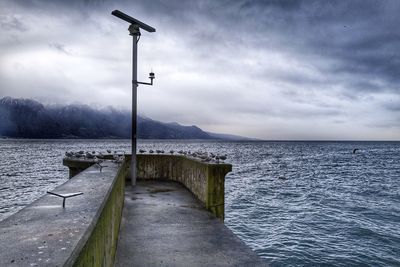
(111, 10, 156, 186)
(137, 71, 155, 85)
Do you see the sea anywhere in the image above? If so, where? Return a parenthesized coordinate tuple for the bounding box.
(0, 139, 399, 266)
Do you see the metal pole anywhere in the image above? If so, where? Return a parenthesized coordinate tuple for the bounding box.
(129, 24, 140, 186)
(112, 10, 155, 187)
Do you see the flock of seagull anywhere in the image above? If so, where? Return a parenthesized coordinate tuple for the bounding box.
(138, 149, 227, 163)
(64, 150, 124, 163)
(64, 149, 227, 164)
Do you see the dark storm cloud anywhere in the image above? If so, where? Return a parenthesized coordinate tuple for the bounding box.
(243, 1, 400, 87)
(133, 0, 400, 91)
(48, 43, 71, 55)
(1, 0, 399, 139)
(383, 101, 400, 112)
(0, 16, 27, 32)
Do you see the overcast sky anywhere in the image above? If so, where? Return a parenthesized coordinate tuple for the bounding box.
(1, 0, 399, 140)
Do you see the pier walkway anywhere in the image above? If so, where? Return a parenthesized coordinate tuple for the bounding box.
(115, 180, 268, 266)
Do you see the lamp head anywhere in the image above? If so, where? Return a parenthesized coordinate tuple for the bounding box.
(112, 10, 156, 33)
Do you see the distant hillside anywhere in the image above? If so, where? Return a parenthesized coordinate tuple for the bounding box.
(0, 97, 216, 139)
(207, 131, 259, 141)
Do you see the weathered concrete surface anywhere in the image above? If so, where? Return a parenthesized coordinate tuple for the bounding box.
(136, 154, 232, 220)
(63, 154, 116, 178)
(63, 158, 96, 178)
(0, 161, 124, 267)
(72, 159, 127, 267)
(115, 180, 268, 267)
(64, 155, 232, 220)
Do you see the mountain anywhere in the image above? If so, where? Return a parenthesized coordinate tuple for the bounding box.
(207, 131, 259, 141)
(0, 97, 217, 139)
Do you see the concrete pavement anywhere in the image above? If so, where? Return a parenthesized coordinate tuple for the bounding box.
(115, 180, 268, 267)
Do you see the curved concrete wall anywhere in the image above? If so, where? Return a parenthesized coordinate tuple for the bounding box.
(63, 155, 232, 220)
(135, 154, 232, 220)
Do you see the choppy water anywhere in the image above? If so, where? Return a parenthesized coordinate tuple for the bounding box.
(0, 139, 399, 266)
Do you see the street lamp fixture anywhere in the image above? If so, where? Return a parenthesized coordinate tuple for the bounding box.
(111, 9, 156, 186)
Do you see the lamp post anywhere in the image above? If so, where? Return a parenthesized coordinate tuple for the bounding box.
(112, 10, 156, 186)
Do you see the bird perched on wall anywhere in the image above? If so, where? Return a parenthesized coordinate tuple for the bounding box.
(94, 157, 106, 172)
(199, 155, 207, 160)
(219, 155, 227, 161)
(139, 149, 146, 154)
(107, 149, 112, 153)
(170, 150, 175, 154)
(202, 157, 212, 163)
(149, 150, 154, 154)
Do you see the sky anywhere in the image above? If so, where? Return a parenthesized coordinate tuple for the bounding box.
(0, 0, 399, 140)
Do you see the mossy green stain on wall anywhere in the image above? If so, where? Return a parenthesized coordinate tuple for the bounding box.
(136, 154, 232, 220)
(70, 160, 128, 267)
(206, 164, 231, 220)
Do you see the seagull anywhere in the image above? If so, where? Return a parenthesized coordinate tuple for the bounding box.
(202, 157, 212, 162)
(86, 152, 94, 159)
(65, 152, 73, 157)
(170, 150, 175, 154)
(353, 148, 359, 154)
(94, 157, 106, 172)
(113, 154, 124, 165)
(107, 149, 111, 153)
(139, 149, 146, 154)
(219, 155, 227, 161)
(149, 150, 154, 154)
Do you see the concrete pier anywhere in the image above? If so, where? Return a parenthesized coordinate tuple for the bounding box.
(0, 155, 268, 266)
(115, 180, 268, 266)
